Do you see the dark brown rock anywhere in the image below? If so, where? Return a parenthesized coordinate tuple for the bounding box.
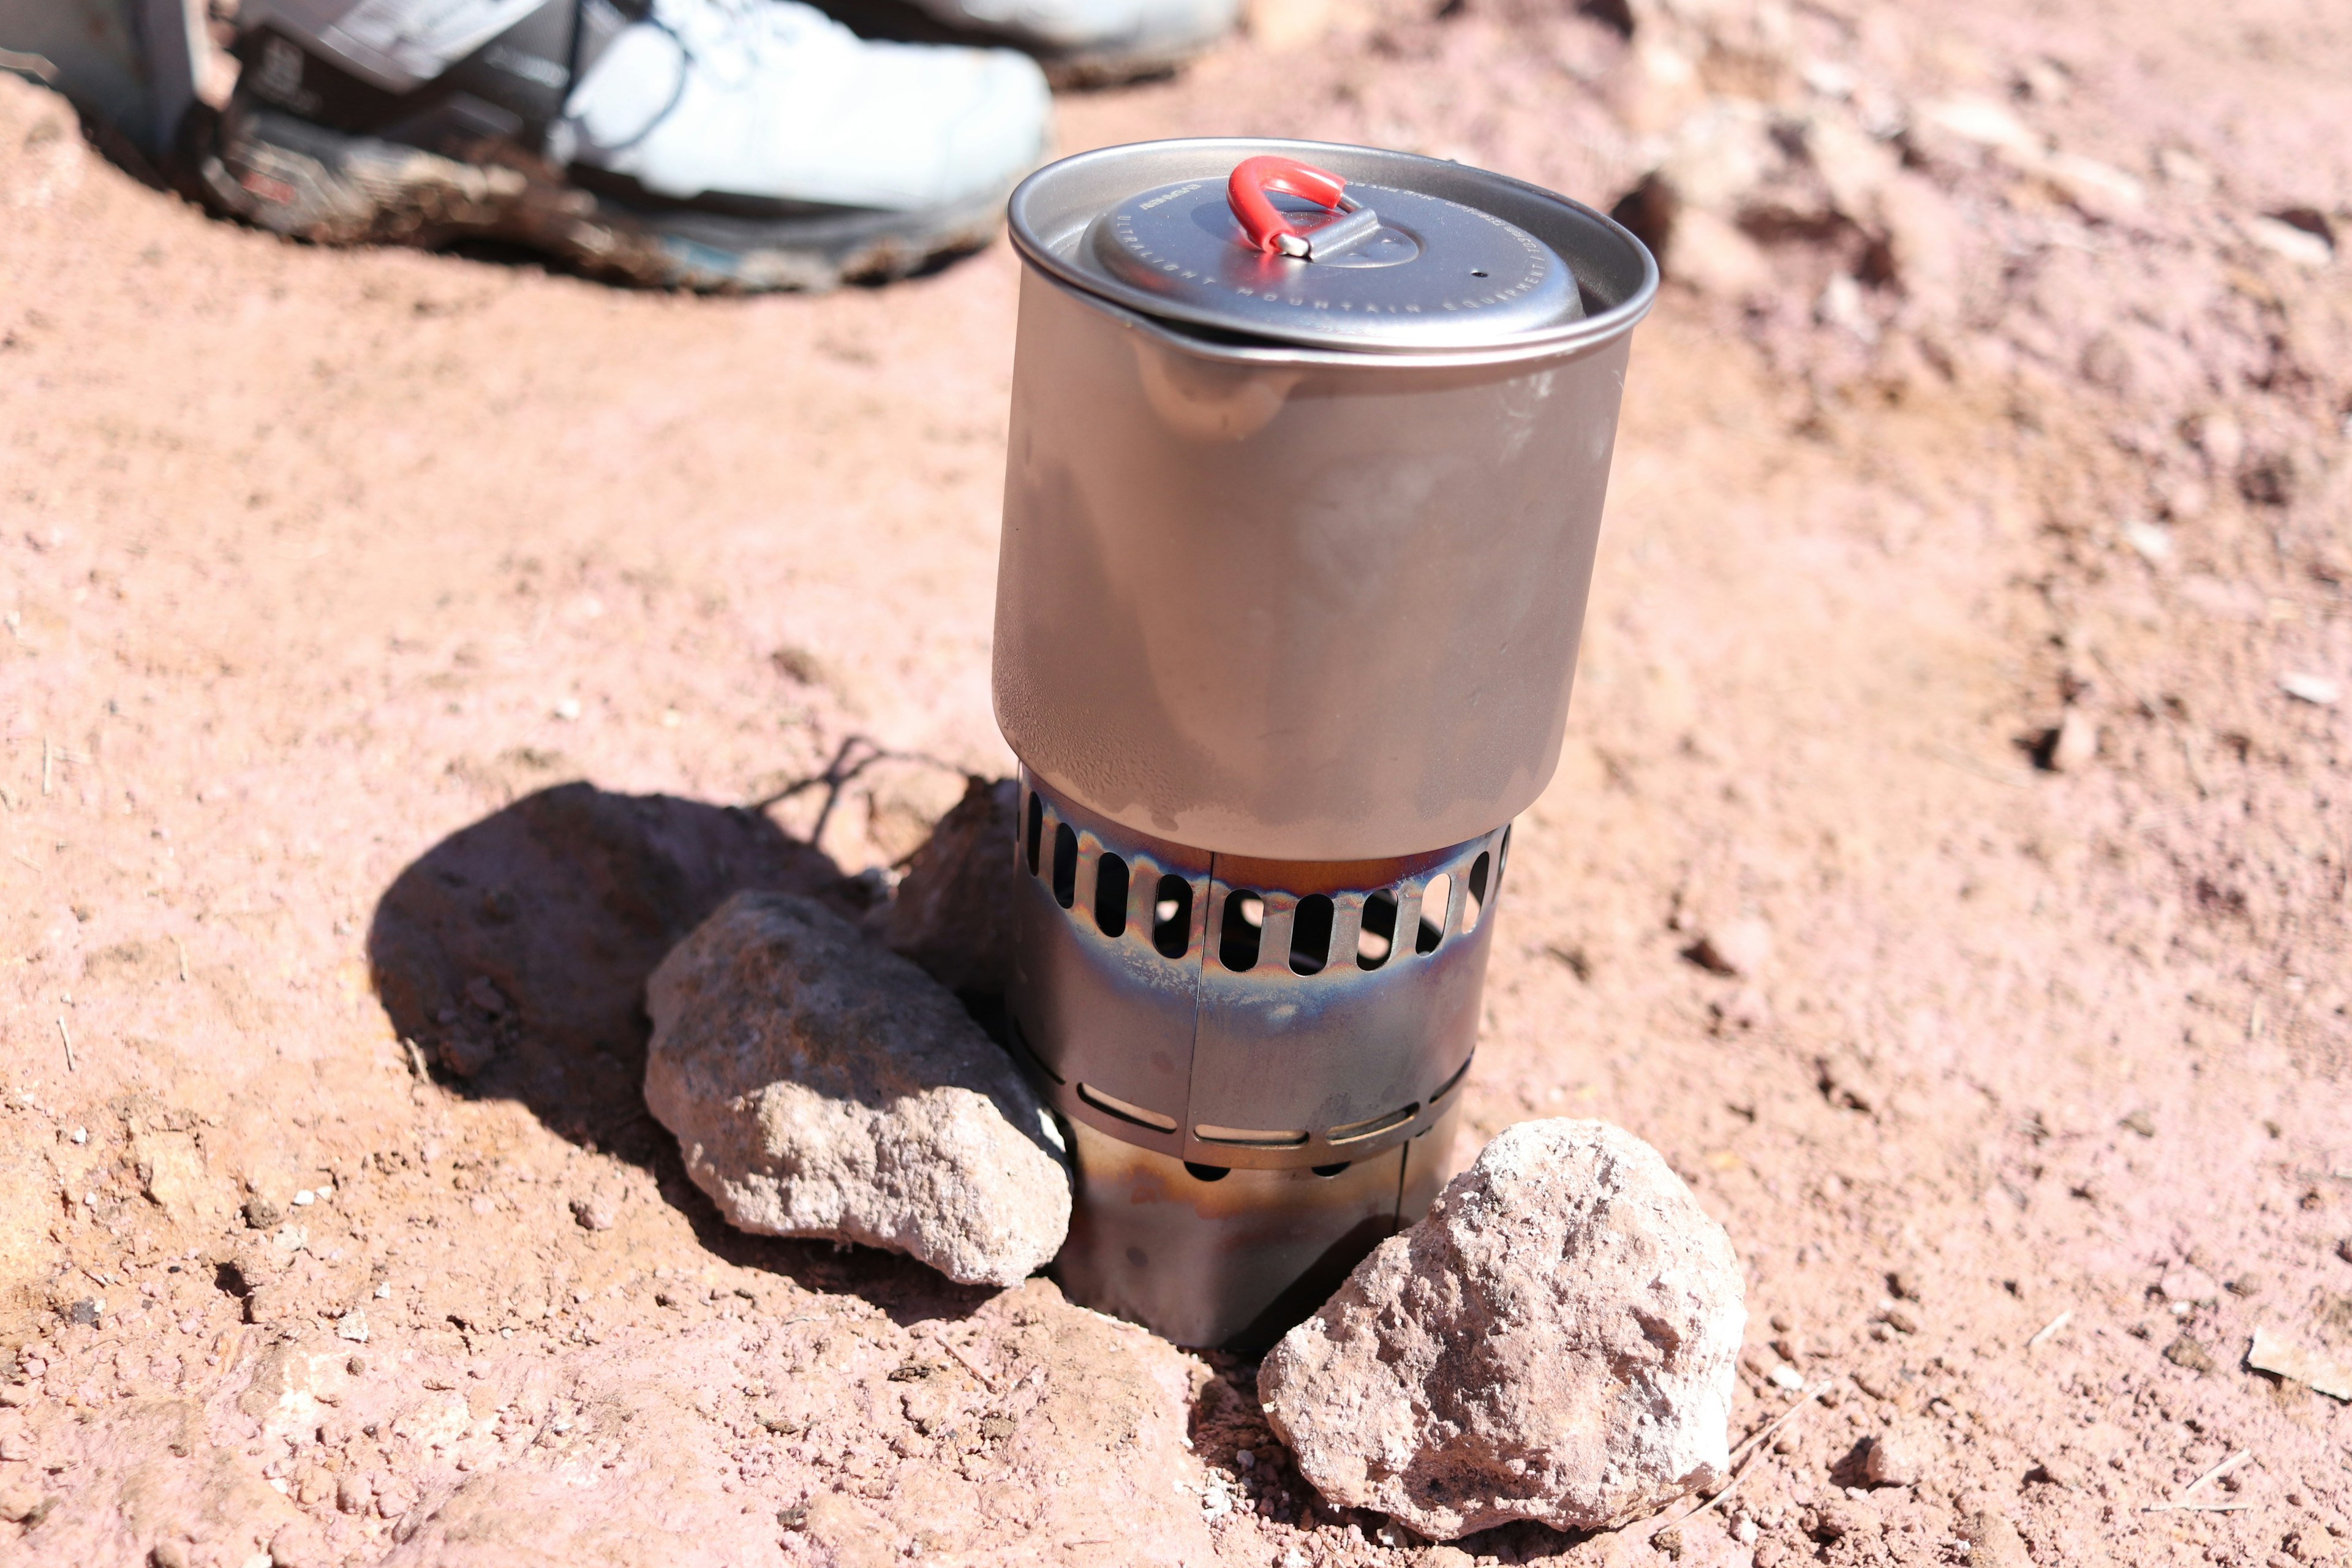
(883, 775, 1018, 997)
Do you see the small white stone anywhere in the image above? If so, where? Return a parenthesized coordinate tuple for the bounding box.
(2046, 707, 2098, 773)
(1769, 1363, 1806, 1392)
(2282, 672, 2341, 706)
(69, 1127, 86, 1145)
(2245, 216, 2334, 269)
(2122, 521, 2173, 565)
(1734, 1517, 1760, 1544)
(552, 697, 582, 722)
(1801, 59, 1855, 99)
(1920, 96, 2040, 156)
(292, 1190, 315, 1207)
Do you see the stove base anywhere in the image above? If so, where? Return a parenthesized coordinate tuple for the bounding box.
(1051, 1102, 1461, 1350)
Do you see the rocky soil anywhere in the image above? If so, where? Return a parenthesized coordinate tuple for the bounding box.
(2, 0, 2350, 1562)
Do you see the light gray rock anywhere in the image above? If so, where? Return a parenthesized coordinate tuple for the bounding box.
(1259, 1119, 1744, 1539)
(644, 891, 1069, 1287)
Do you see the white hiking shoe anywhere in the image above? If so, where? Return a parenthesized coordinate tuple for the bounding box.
(906, 0, 1237, 78)
(564, 0, 1047, 213)
(813, 0, 1237, 85)
(198, 0, 1052, 288)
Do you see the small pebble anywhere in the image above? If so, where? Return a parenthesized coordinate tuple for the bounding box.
(1960, 1510, 2033, 1568)
(68, 1128, 86, 1145)
(2158, 1267, 2220, 1304)
(570, 1196, 615, 1232)
(1732, 1517, 1758, 1545)
(1234, 1448, 1255, 1469)
(1883, 1305, 1920, 1334)
(2045, 707, 2098, 771)
(2032, 1456, 2086, 1489)
(1768, 1363, 1805, 1392)
(2162, 1335, 2216, 1373)
(2122, 520, 2173, 565)
(292, 1189, 315, 1207)
(242, 1196, 282, 1229)
(1690, 918, 1773, 978)
(2281, 673, 2341, 706)
(2226, 1273, 2263, 1297)
(2119, 1109, 2155, 1138)
(1861, 1432, 1920, 1487)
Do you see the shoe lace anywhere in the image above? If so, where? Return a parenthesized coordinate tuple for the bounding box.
(647, 0, 859, 77)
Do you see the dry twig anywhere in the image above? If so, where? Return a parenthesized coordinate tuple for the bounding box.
(2026, 1309, 2073, 1351)
(2144, 1447, 2252, 1513)
(57, 1015, 75, 1072)
(927, 1330, 1002, 1393)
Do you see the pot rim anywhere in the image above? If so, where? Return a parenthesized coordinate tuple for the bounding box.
(1009, 136, 1658, 365)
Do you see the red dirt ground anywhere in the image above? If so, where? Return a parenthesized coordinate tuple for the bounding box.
(2, 0, 2349, 1563)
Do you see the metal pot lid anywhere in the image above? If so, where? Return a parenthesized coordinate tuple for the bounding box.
(1010, 139, 1654, 356)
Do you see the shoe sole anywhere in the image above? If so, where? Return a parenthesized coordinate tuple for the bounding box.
(191, 99, 1031, 292)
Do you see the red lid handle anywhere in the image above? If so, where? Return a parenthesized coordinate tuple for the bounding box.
(1227, 155, 1349, 257)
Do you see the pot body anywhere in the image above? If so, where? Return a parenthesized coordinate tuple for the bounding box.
(993, 268, 1636, 861)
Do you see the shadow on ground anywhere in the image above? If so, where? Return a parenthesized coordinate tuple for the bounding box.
(366, 780, 852, 1145)
(362, 778, 1042, 1322)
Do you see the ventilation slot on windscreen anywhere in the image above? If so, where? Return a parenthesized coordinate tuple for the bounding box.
(1194, 1123, 1309, 1149)
(1327, 1103, 1417, 1145)
(1077, 1083, 1176, 1133)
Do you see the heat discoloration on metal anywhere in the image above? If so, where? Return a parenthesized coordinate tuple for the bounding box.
(1054, 1104, 1462, 1350)
(1008, 770, 1499, 1172)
